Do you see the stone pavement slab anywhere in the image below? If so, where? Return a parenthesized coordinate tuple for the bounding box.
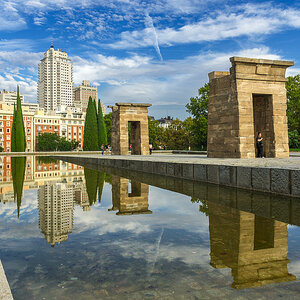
(0, 260, 13, 300)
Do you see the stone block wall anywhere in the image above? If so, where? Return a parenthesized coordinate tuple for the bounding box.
(110, 103, 151, 155)
(207, 57, 294, 158)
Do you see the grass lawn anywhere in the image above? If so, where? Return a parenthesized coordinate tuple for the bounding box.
(290, 149, 300, 152)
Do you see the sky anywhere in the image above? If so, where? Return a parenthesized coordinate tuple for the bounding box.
(0, 0, 300, 119)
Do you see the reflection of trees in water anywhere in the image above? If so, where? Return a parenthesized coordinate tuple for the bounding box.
(190, 198, 209, 216)
(11, 156, 26, 218)
(98, 172, 105, 204)
(84, 168, 106, 206)
(37, 156, 59, 164)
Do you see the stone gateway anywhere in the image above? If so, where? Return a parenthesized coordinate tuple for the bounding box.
(109, 103, 152, 155)
(207, 57, 294, 158)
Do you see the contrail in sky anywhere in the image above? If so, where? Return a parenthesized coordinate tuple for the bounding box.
(145, 12, 163, 61)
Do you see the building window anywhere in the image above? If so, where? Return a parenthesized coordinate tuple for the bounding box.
(6, 128, 10, 133)
(43, 126, 47, 129)
(6, 121, 10, 126)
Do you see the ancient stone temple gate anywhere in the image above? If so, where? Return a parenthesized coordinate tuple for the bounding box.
(207, 57, 294, 158)
(109, 103, 151, 155)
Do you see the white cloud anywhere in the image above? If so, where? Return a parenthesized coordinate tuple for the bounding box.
(110, 4, 300, 49)
(0, 1, 27, 31)
(72, 46, 283, 109)
(0, 44, 295, 112)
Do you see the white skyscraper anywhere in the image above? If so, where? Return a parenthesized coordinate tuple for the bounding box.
(38, 45, 74, 111)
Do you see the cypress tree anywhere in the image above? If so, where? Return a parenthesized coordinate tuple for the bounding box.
(97, 99, 107, 147)
(93, 99, 97, 116)
(83, 96, 99, 150)
(11, 104, 17, 152)
(14, 86, 26, 152)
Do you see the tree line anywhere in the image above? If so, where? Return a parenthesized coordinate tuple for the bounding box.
(12, 73, 299, 153)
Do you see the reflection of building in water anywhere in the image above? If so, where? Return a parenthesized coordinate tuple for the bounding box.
(208, 202, 296, 289)
(110, 176, 151, 215)
(0, 156, 93, 246)
(74, 181, 90, 212)
(0, 156, 89, 210)
(38, 183, 74, 247)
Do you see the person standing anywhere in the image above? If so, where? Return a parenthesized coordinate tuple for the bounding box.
(149, 144, 153, 155)
(256, 132, 264, 158)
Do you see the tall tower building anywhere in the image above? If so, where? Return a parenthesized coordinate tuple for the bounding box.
(38, 183, 74, 247)
(38, 45, 74, 112)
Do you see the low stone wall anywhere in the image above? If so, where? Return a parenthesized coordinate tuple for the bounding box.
(54, 155, 300, 198)
(54, 156, 300, 226)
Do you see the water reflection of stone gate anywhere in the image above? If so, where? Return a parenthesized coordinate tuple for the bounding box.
(109, 176, 151, 215)
(208, 202, 296, 289)
(109, 103, 151, 155)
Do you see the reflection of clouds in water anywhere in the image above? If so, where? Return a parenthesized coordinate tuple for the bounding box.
(0, 189, 38, 222)
(73, 185, 208, 237)
(148, 186, 198, 215)
(287, 260, 300, 277)
(113, 238, 210, 266)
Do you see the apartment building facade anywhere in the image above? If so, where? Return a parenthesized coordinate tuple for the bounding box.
(0, 90, 25, 105)
(0, 103, 85, 152)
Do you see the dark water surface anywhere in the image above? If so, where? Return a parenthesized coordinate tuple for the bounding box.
(0, 156, 300, 299)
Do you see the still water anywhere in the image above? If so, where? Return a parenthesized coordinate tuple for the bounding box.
(0, 156, 300, 299)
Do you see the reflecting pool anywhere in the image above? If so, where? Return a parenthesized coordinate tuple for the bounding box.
(0, 156, 300, 299)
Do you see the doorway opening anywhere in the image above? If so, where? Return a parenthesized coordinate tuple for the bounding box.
(128, 180, 141, 197)
(252, 94, 275, 157)
(128, 121, 141, 155)
(254, 216, 274, 250)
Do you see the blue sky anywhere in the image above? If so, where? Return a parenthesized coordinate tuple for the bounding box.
(0, 0, 300, 119)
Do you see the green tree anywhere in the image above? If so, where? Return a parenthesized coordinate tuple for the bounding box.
(11, 104, 17, 152)
(57, 139, 72, 151)
(186, 83, 209, 150)
(11, 156, 26, 218)
(11, 86, 26, 152)
(148, 117, 164, 149)
(36, 133, 78, 151)
(289, 130, 300, 149)
(104, 113, 112, 145)
(97, 99, 107, 147)
(162, 119, 190, 150)
(83, 97, 99, 151)
(286, 75, 300, 133)
(70, 139, 80, 150)
(36, 132, 60, 151)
